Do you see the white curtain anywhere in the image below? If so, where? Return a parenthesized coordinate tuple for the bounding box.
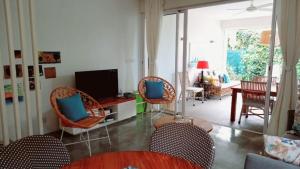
(145, 0, 163, 76)
(268, 0, 300, 136)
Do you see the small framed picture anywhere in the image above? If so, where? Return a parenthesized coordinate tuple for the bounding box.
(39, 51, 61, 64)
(14, 50, 21, 59)
(44, 67, 56, 79)
(39, 65, 43, 76)
(15, 64, 23, 78)
(28, 65, 44, 77)
(4, 65, 10, 79)
(29, 78, 35, 90)
(28, 66, 34, 77)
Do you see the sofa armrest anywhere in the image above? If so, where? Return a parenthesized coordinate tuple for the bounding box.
(244, 153, 300, 169)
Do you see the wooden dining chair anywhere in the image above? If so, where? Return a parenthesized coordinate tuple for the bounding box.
(149, 123, 215, 169)
(138, 76, 176, 118)
(0, 135, 70, 169)
(238, 81, 269, 124)
(50, 86, 111, 156)
(252, 76, 277, 85)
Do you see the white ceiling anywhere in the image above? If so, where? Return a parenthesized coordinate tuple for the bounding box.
(189, 0, 273, 20)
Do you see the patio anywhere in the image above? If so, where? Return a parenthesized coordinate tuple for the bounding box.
(156, 0, 277, 133)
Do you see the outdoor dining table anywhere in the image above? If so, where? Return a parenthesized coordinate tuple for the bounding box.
(230, 85, 277, 122)
(62, 151, 202, 169)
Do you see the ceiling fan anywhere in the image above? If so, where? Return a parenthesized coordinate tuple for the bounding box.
(228, 0, 273, 14)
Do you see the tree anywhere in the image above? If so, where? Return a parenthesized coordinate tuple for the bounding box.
(227, 30, 283, 81)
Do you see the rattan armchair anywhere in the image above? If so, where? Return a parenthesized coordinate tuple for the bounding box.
(138, 76, 176, 105)
(50, 86, 111, 156)
(138, 76, 175, 118)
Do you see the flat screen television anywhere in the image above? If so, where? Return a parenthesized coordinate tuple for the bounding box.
(75, 69, 118, 100)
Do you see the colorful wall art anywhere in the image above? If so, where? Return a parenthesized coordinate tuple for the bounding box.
(38, 51, 61, 64)
(4, 83, 24, 104)
(4, 64, 23, 79)
(29, 78, 35, 90)
(28, 65, 43, 77)
(14, 50, 21, 59)
(44, 67, 56, 79)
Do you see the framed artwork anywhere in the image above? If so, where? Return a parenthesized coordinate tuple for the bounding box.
(38, 51, 61, 64)
(28, 65, 43, 77)
(4, 65, 10, 79)
(15, 64, 23, 78)
(29, 78, 35, 90)
(39, 65, 43, 76)
(28, 66, 34, 77)
(4, 65, 23, 79)
(44, 67, 56, 79)
(4, 83, 24, 104)
(14, 50, 21, 59)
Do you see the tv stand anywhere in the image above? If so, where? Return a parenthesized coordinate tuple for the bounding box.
(98, 97, 135, 108)
(63, 96, 136, 135)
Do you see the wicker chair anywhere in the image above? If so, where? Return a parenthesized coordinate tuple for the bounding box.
(138, 76, 176, 117)
(0, 135, 70, 169)
(238, 81, 270, 124)
(149, 123, 215, 169)
(50, 86, 111, 156)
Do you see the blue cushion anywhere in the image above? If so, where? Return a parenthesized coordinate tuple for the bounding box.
(57, 93, 89, 122)
(223, 74, 231, 83)
(145, 80, 164, 99)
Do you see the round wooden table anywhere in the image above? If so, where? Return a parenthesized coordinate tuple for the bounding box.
(62, 151, 202, 169)
(154, 115, 213, 132)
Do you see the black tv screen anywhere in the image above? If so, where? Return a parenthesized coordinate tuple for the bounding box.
(75, 69, 118, 100)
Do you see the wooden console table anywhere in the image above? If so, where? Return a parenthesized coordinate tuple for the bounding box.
(98, 97, 135, 108)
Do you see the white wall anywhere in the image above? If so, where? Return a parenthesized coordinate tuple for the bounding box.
(221, 16, 272, 30)
(0, 0, 141, 140)
(188, 9, 226, 73)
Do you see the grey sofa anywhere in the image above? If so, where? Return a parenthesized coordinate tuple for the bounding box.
(244, 153, 300, 169)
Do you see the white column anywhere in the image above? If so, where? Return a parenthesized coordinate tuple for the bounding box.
(17, 0, 33, 136)
(0, 51, 9, 145)
(181, 10, 188, 116)
(174, 13, 180, 115)
(4, 0, 22, 139)
(29, 0, 43, 134)
(264, 0, 277, 133)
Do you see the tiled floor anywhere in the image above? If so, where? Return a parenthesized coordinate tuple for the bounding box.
(50, 113, 264, 169)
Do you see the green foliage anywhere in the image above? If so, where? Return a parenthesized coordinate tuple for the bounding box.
(226, 66, 241, 80)
(228, 30, 283, 81)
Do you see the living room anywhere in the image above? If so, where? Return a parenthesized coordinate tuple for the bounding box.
(1, 0, 300, 169)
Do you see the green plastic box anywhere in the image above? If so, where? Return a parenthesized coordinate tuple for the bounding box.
(135, 92, 146, 114)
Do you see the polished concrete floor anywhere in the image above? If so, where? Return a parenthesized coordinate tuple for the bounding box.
(184, 94, 264, 133)
(50, 113, 264, 169)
